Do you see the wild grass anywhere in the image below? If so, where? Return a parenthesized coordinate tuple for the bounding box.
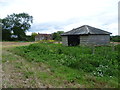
(9, 43, 119, 88)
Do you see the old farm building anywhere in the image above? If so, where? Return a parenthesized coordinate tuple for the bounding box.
(61, 25, 112, 46)
(35, 33, 52, 41)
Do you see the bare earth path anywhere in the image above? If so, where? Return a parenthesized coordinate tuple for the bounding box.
(2, 42, 35, 48)
(1, 42, 51, 88)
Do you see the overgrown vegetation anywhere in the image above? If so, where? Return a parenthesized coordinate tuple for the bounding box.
(9, 43, 119, 88)
(110, 35, 120, 42)
(52, 31, 64, 41)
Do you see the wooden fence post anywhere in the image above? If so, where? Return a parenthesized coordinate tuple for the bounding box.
(92, 45, 95, 55)
(112, 42, 115, 51)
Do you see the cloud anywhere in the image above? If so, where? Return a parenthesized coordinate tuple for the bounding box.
(0, 0, 119, 35)
(26, 31, 32, 35)
(29, 14, 118, 35)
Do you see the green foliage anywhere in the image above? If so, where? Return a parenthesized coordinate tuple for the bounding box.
(31, 32, 38, 41)
(25, 33, 38, 41)
(0, 19, 1, 41)
(12, 43, 119, 78)
(110, 35, 120, 42)
(2, 13, 33, 41)
(2, 29, 12, 41)
(52, 31, 64, 41)
(23, 71, 34, 78)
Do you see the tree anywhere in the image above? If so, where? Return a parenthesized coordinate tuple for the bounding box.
(2, 13, 33, 40)
(31, 32, 38, 41)
(2, 18, 12, 41)
(2, 29, 12, 41)
(0, 18, 2, 41)
(110, 35, 120, 42)
(52, 31, 64, 41)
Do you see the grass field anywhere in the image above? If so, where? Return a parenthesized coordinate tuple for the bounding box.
(2, 42, 119, 88)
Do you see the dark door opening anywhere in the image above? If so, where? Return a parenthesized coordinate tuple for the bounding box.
(68, 35, 80, 46)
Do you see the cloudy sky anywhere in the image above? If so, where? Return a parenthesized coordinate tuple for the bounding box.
(0, 0, 119, 35)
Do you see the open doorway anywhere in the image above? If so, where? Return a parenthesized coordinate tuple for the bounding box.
(68, 35, 80, 46)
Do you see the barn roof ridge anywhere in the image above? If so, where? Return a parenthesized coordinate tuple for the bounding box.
(85, 25, 90, 34)
(61, 25, 112, 36)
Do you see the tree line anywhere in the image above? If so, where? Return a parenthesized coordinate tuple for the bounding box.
(2, 13, 119, 42)
(110, 35, 120, 42)
(1, 13, 64, 41)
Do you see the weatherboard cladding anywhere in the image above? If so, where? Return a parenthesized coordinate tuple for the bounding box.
(80, 35, 110, 45)
(61, 25, 111, 36)
(62, 36, 68, 46)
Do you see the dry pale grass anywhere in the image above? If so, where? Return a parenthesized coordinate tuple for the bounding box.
(2, 50, 48, 88)
(110, 42, 120, 45)
(2, 42, 36, 48)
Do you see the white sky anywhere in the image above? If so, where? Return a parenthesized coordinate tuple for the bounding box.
(0, 0, 119, 35)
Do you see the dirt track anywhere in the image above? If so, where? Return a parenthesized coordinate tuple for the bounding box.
(2, 42, 35, 48)
(110, 42, 120, 45)
(1, 42, 46, 88)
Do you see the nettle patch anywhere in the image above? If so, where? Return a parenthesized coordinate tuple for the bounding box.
(12, 43, 119, 78)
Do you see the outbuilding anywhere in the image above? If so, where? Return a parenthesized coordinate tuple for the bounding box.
(61, 25, 112, 46)
(35, 33, 52, 41)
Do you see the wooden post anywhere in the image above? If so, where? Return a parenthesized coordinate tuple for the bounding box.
(112, 42, 115, 51)
(92, 45, 95, 55)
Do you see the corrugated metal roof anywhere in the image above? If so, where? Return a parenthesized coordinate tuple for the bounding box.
(61, 25, 112, 36)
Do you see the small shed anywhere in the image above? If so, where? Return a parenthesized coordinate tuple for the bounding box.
(35, 33, 52, 41)
(61, 25, 112, 46)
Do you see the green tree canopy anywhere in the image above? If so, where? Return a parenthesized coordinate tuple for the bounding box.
(52, 31, 64, 41)
(31, 32, 38, 41)
(0, 19, 2, 41)
(110, 35, 120, 42)
(2, 13, 33, 40)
